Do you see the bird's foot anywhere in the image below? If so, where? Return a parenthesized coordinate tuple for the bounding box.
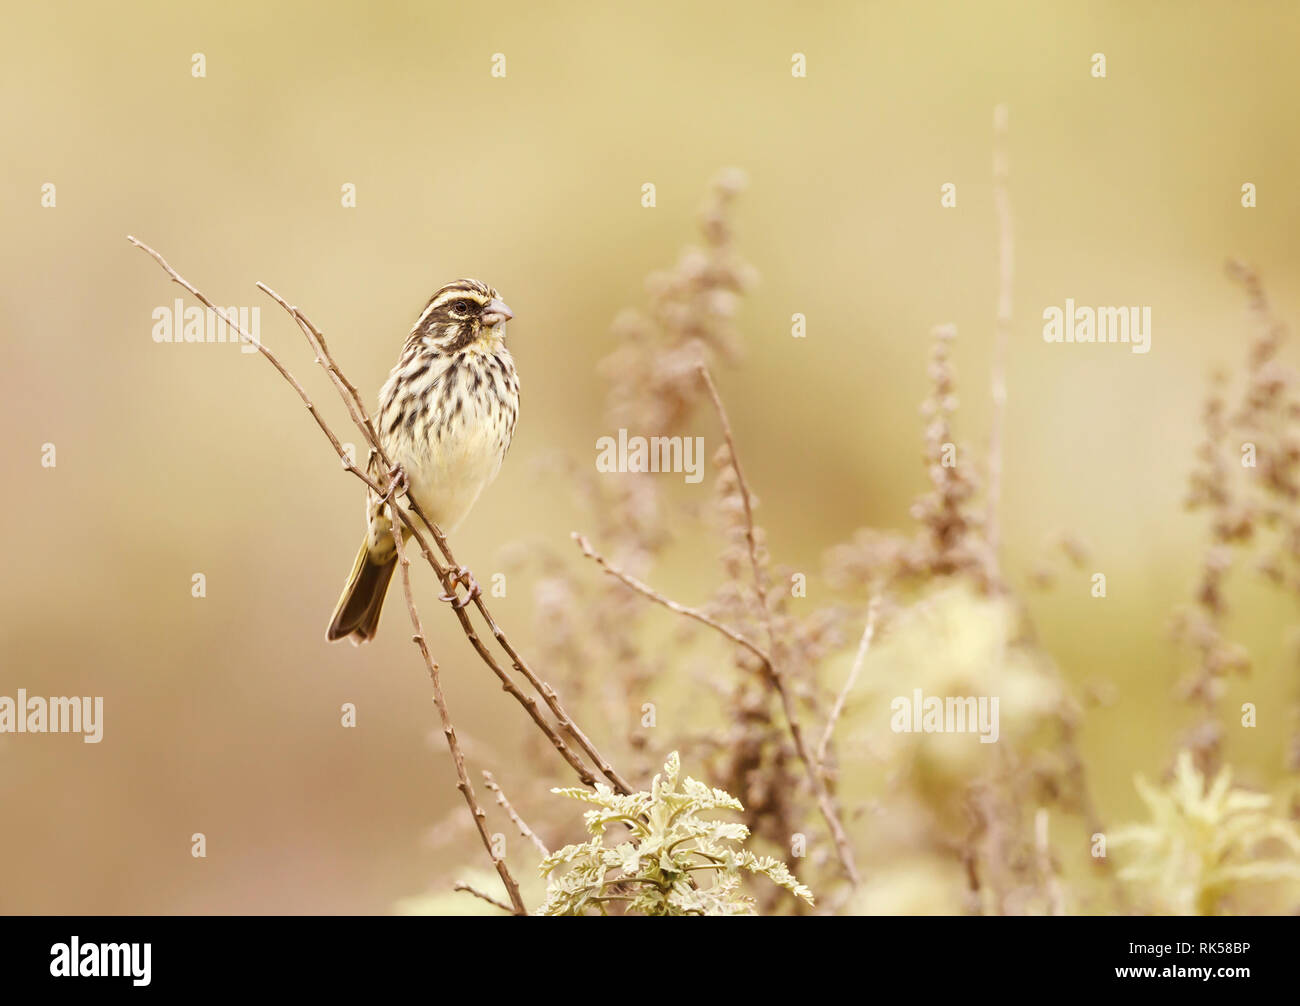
(381, 464, 409, 505)
(440, 566, 482, 611)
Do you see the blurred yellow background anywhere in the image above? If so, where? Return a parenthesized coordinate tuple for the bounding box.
(2, 0, 1297, 913)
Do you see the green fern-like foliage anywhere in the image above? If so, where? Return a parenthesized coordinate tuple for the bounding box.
(538, 752, 815, 915)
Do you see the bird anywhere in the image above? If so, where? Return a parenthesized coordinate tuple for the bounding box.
(326, 279, 518, 644)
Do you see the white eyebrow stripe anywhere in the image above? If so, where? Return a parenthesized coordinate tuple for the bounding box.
(409, 281, 495, 334)
(430, 288, 488, 309)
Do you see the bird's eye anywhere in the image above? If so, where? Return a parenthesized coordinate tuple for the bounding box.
(452, 300, 471, 315)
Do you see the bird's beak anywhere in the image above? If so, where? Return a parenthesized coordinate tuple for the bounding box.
(481, 298, 514, 328)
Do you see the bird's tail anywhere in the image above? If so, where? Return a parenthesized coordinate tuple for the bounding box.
(326, 539, 398, 645)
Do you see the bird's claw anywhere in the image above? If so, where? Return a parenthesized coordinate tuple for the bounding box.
(440, 566, 481, 611)
(381, 465, 409, 505)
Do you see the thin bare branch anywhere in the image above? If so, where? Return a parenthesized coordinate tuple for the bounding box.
(257, 282, 388, 467)
(987, 103, 1013, 582)
(1034, 808, 1066, 917)
(127, 237, 385, 497)
(389, 517, 527, 916)
(697, 365, 774, 643)
(437, 525, 635, 796)
(484, 770, 550, 856)
(816, 596, 880, 768)
(694, 364, 861, 886)
(573, 532, 772, 665)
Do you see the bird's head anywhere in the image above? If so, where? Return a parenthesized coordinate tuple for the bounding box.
(413, 279, 513, 350)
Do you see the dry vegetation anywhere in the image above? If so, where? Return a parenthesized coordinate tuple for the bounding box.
(132, 129, 1300, 916)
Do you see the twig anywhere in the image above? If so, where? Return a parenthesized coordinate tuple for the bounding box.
(389, 518, 527, 915)
(484, 770, 550, 856)
(256, 282, 388, 470)
(816, 596, 880, 768)
(694, 364, 861, 886)
(697, 365, 774, 643)
(573, 533, 771, 665)
(441, 528, 635, 795)
(405, 524, 626, 792)
(127, 237, 386, 498)
(1034, 808, 1066, 917)
(453, 882, 514, 914)
(987, 103, 1013, 583)
(573, 531, 861, 886)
